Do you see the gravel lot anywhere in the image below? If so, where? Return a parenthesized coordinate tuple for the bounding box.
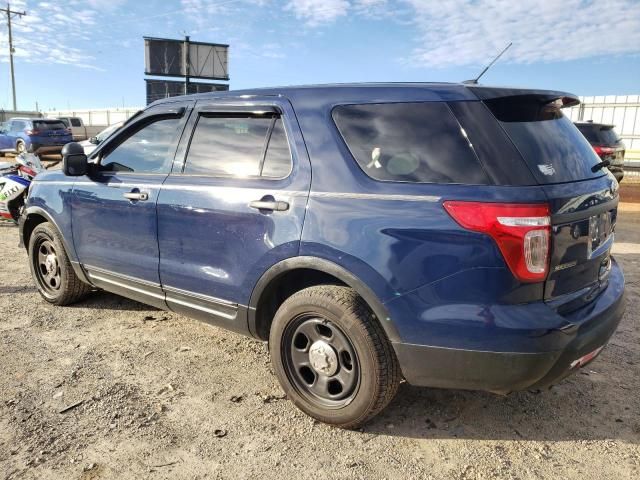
(0, 203, 638, 480)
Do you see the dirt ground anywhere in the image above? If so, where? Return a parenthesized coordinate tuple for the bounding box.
(0, 204, 638, 480)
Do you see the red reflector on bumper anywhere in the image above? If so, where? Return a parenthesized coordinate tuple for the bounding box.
(570, 346, 604, 369)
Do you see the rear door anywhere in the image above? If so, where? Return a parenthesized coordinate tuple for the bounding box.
(157, 98, 311, 333)
(480, 94, 618, 310)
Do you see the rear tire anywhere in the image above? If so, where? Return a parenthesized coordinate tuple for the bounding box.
(28, 222, 91, 305)
(15, 140, 26, 154)
(269, 285, 400, 429)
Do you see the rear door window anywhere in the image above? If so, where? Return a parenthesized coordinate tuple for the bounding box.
(484, 96, 603, 184)
(332, 102, 490, 184)
(184, 114, 292, 178)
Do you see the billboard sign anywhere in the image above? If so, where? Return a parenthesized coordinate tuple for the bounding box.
(145, 79, 229, 104)
(144, 37, 229, 81)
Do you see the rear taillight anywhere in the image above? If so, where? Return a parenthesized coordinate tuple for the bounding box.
(65, 128, 72, 134)
(25, 129, 41, 136)
(443, 201, 551, 282)
(593, 146, 615, 157)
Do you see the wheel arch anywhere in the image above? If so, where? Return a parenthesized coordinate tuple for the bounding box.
(248, 256, 401, 343)
(21, 206, 91, 285)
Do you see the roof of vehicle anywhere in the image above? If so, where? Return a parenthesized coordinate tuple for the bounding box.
(8, 117, 60, 121)
(574, 121, 615, 128)
(150, 82, 579, 107)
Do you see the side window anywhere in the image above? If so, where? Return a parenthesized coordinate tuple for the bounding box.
(332, 102, 491, 185)
(70, 118, 82, 127)
(100, 117, 181, 173)
(261, 118, 292, 178)
(184, 114, 292, 179)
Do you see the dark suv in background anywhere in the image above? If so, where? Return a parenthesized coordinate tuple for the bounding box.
(575, 121, 626, 182)
(0, 118, 73, 156)
(20, 84, 626, 428)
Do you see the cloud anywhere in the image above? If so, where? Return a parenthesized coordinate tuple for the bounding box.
(285, 0, 350, 26)
(0, 0, 103, 69)
(402, 0, 640, 68)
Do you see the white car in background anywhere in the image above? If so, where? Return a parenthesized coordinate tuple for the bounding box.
(79, 122, 124, 155)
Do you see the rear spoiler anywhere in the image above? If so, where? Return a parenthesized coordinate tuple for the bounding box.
(467, 86, 580, 108)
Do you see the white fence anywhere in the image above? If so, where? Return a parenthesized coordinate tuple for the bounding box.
(565, 95, 640, 165)
(43, 108, 142, 127)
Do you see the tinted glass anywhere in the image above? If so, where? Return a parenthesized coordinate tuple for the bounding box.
(576, 124, 620, 145)
(332, 103, 490, 184)
(70, 118, 82, 127)
(448, 101, 536, 186)
(33, 120, 67, 131)
(185, 115, 271, 177)
(261, 118, 292, 178)
(101, 117, 180, 173)
(484, 97, 603, 184)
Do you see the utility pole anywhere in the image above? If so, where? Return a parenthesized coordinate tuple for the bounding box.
(1, 3, 26, 111)
(183, 35, 190, 95)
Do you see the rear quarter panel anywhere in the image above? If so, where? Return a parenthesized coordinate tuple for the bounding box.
(287, 90, 549, 342)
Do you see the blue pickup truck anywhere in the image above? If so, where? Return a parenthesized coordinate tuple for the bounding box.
(19, 83, 626, 428)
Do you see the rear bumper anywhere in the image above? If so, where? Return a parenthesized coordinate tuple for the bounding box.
(30, 143, 66, 154)
(390, 259, 626, 393)
(608, 166, 624, 182)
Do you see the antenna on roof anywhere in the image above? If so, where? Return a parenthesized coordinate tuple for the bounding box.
(463, 42, 512, 85)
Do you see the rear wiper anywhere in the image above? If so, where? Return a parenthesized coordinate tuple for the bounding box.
(592, 159, 611, 172)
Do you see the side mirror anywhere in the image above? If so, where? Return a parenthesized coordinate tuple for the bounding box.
(62, 142, 88, 176)
(89, 136, 99, 145)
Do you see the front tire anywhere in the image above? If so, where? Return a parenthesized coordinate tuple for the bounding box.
(28, 222, 91, 305)
(269, 286, 400, 428)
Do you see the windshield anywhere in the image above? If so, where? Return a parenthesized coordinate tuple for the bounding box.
(96, 123, 122, 142)
(484, 96, 604, 184)
(576, 124, 620, 145)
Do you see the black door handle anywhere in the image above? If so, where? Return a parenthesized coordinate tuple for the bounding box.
(249, 199, 289, 211)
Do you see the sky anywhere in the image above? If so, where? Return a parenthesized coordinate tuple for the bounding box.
(0, 0, 639, 111)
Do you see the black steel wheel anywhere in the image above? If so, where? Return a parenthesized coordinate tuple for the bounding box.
(28, 222, 91, 305)
(269, 285, 401, 428)
(34, 237, 62, 295)
(283, 314, 360, 408)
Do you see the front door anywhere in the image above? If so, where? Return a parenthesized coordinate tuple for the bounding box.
(157, 99, 311, 333)
(71, 103, 191, 308)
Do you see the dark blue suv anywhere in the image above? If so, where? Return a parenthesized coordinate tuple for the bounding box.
(19, 84, 626, 428)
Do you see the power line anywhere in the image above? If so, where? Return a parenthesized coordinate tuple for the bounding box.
(0, 2, 26, 110)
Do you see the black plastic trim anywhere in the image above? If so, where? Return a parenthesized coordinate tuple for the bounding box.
(248, 256, 401, 343)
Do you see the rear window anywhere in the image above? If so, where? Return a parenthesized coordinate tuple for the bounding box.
(70, 118, 82, 127)
(332, 102, 490, 185)
(576, 124, 620, 145)
(33, 120, 67, 131)
(484, 96, 603, 184)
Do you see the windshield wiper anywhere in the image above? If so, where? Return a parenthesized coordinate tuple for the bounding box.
(592, 159, 611, 173)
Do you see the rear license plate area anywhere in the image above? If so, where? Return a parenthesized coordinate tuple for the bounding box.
(588, 211, 614, 256)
